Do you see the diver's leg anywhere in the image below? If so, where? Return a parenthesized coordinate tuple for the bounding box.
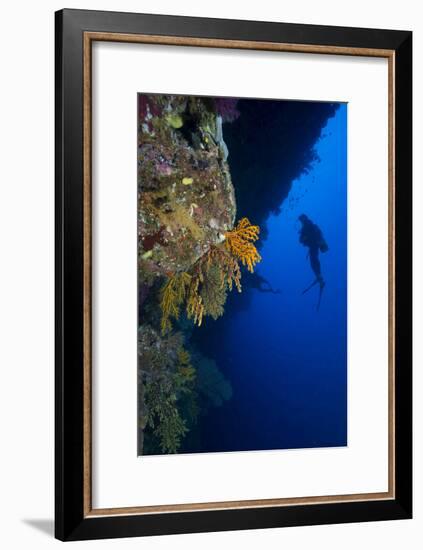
(309, 247, 321, 280)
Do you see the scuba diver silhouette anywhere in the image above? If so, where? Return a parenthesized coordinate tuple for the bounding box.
(298, 214, 328, 311)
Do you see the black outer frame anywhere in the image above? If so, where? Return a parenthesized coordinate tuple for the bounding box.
(55, 8, 412, 541)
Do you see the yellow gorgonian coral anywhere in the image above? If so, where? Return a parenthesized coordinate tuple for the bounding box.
(160, 218, 261, 332)
(224, 217, 261, 273)
(186, 274, 205, 327)
(160, 272, 192, 334)
(160, 270, 205, 331)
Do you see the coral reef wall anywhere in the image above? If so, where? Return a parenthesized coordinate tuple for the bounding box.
(138, 95, 251, 455)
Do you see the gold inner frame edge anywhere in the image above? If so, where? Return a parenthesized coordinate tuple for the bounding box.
(82, 31, 396, 518)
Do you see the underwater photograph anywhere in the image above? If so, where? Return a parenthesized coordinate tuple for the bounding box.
(137, 93, 347, 456)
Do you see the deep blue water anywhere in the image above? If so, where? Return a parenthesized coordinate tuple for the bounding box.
(192, 103, 347, 453)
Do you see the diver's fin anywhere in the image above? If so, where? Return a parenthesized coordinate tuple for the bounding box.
(302, 278, 319, 295)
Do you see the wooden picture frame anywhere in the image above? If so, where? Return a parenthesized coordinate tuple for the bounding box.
(55, 8, 412, 541)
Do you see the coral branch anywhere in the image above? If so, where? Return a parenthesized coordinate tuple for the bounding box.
(225, 217, 262, 273)
(186, 275, 205, 327)
(160, 272, 192, 334)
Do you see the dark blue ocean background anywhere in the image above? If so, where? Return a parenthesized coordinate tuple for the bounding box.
(189, 100, 347, 453)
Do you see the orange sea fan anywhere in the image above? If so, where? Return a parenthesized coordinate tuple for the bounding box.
(224, 217, 261, 273)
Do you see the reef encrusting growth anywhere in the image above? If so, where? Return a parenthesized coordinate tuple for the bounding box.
(138, 94, 237, 280)
(137, 95, 261, 455)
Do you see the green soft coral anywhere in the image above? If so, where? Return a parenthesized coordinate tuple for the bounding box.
(200, 264, 227, 320)
(140, 330, 196, 454)
(144, 377, 188, 454)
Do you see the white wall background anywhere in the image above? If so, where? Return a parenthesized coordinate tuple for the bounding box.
(0, 1, 418, 548)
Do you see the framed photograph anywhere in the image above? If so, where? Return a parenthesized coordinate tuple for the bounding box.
(55, 9, 412, 541)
